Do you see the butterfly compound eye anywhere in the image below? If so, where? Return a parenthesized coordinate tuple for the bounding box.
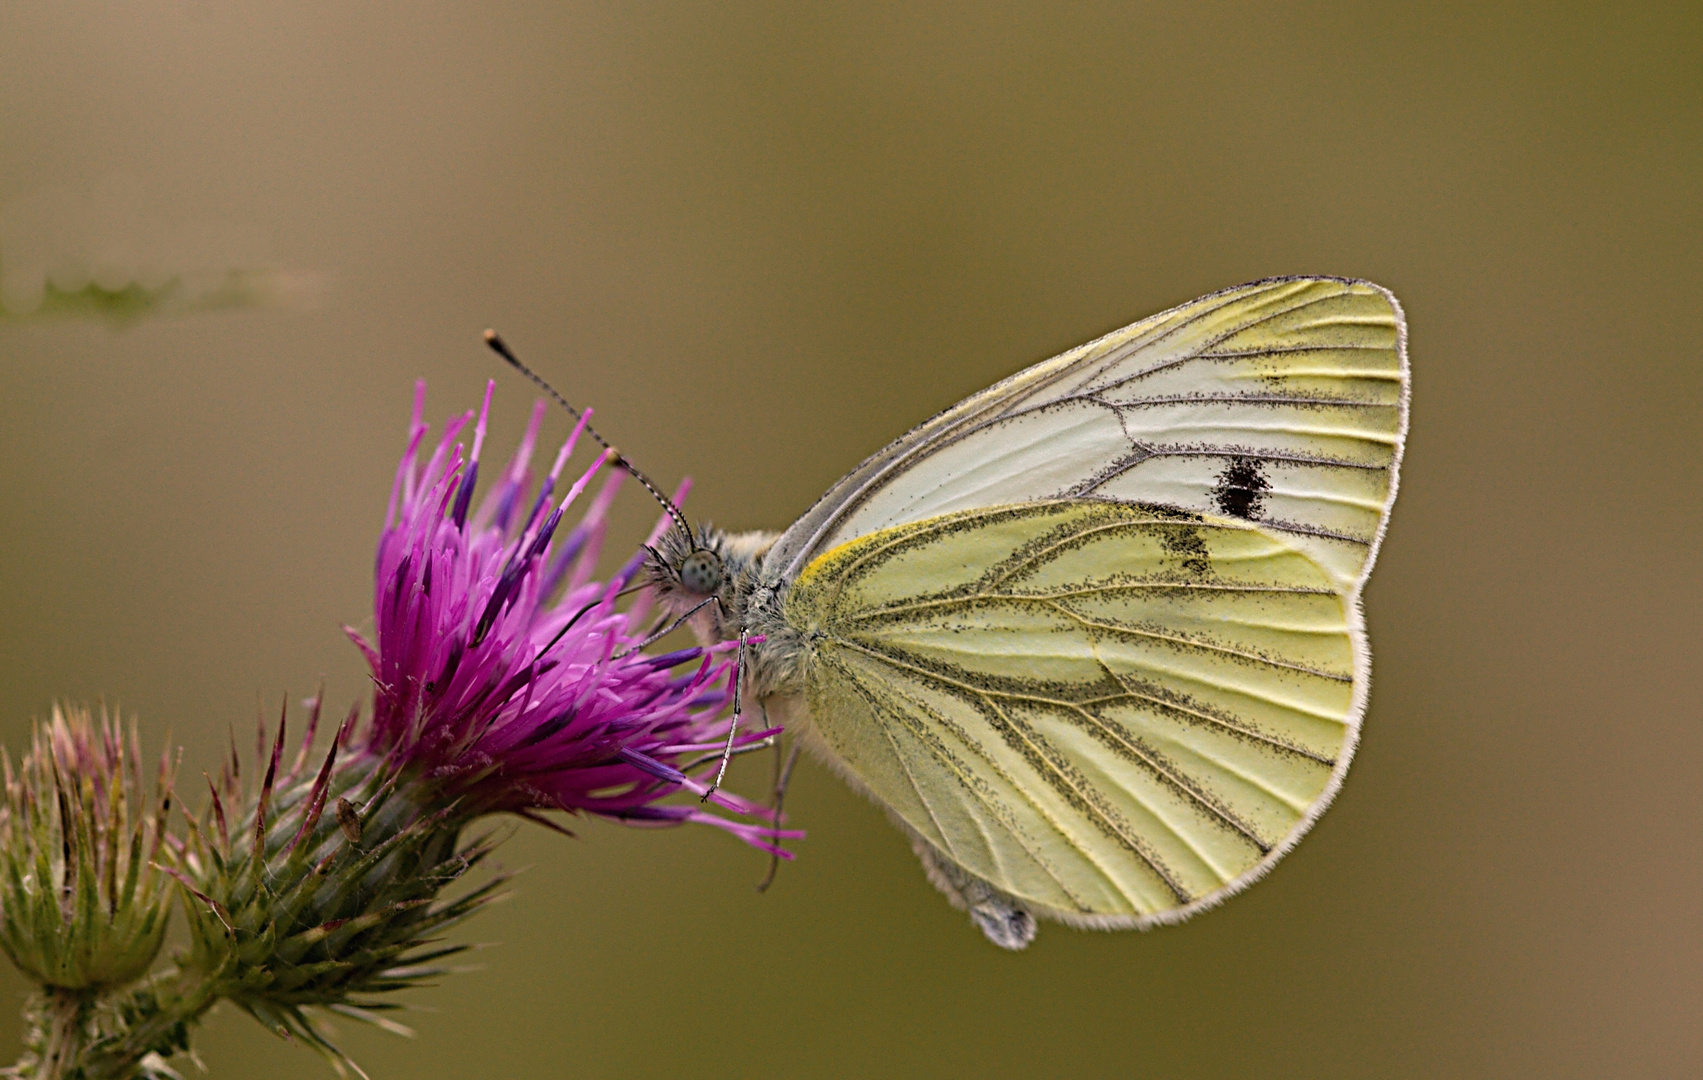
(679, 549, 725, 595)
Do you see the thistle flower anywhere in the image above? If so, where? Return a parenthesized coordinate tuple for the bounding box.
(147, 383, 797, 1077)
(344, 381, 798, 856)
(0, 705, 174, 993)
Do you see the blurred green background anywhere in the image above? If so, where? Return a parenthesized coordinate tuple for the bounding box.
(1, 3, 1698, 1077)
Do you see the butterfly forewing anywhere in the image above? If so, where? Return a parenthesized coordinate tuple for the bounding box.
(787, 500, 1360, 925)
(772, 277, 1407, 594)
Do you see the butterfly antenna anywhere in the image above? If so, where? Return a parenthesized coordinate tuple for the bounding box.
(483, 329, 693, 540)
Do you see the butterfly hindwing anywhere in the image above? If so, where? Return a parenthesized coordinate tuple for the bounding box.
(786, 500, 1360, 925)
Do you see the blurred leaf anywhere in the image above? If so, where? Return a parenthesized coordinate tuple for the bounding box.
(0, 269, 304, 325)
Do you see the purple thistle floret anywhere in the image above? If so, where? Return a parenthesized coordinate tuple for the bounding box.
(343, 381, 799, 858)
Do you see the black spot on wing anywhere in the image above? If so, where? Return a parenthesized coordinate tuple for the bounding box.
(1212, 456, 1269, 520)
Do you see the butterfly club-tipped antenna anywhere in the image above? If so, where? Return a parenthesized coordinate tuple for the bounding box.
(482, 328, 693, 543)
(482, 327, 729, 617)
(482, 329, 753, 797)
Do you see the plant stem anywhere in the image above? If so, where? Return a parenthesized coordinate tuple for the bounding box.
(36, 989, 92, 1080)
(8, 968, 221, 1080)
(84, 967, 221, 1080)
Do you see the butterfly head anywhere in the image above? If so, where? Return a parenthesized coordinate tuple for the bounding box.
(643, 522, 782, 644)
(645, 522, 733, 609)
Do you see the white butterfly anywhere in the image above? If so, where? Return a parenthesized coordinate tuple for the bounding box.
(524, 276, 1410, 948)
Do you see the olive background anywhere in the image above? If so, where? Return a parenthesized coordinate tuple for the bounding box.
(1, 4, 1698, 1077)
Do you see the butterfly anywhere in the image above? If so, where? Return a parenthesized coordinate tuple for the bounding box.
(499, 276, 1409, 948)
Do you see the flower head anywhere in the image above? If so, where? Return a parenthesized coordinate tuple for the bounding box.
(345, 381, 796, 856)
(0, 705, 174, 991)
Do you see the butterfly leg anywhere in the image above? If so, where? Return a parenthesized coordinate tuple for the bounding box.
(614, 595, 717, 658)
(701, 627, 747, 801)
(909, 834, 1036, 950)
(756, 728, 803, 893)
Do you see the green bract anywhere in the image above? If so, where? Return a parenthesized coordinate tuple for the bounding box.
(169, 705, 507, 1075)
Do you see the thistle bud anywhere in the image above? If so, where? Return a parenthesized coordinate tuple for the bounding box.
(169, 697, 506, 1072)
(0, 705, 175, 992)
